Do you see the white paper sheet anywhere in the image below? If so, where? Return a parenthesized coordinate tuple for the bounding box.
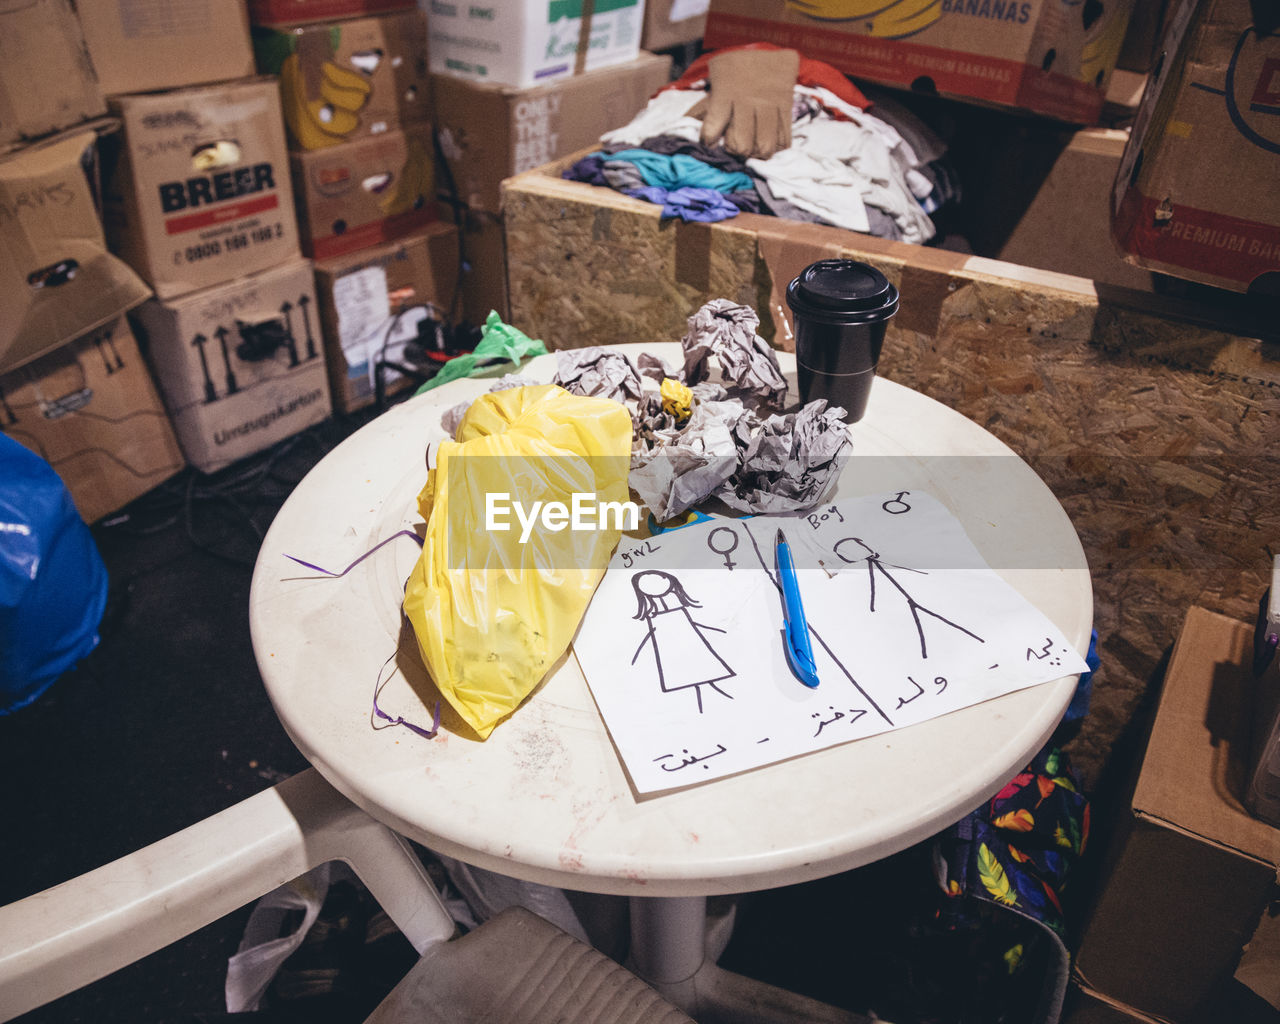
(572, 490, 1089, 793)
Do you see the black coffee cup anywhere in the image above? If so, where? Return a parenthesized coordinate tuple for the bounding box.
(786, 259, 900, 423)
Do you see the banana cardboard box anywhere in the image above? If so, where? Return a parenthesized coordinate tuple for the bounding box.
(703, 0, 1137, 124)
(431, 50, 672, 214)
(133, 258, 331, 473)
(313, 221, 460, 412)
(290, 123, 437, 260)
(0, 318, 185, 523)
(104, 78, 302, 300)
(428, 0, 645, 89)
(1111, 0, 1280, 294)
(0, 126, 152, 378)
(253, 10, 431, 151)
(249, 0, 416, 27)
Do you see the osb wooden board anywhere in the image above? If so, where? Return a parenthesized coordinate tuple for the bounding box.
(502, 169, 1280, 792)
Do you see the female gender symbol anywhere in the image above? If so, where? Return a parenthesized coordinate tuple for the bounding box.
(707, 526, 739, 569)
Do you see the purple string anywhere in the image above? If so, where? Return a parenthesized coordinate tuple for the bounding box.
(284, 529, 424, 577)
(285, 530, 439, 740)
(372, 646, 441, 739)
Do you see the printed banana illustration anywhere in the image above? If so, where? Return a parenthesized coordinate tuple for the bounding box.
(1080, 8, 1126, 84)
(784, 0, 906, 21)
(379, 136, 435, 216)
(280, 52, 371, 150)
(870, 0, 943, 38)
(319, 60, 373, 110)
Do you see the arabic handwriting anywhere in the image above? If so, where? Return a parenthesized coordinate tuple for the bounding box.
(896, 675, 925, 709)
(811, 705, 868, 737)
(653, 744, 728, 772)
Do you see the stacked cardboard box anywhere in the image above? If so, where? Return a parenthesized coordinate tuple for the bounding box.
(0, 2, 183, 521)
(1111, 0, 1280, 294)
(1065, 606, 1280, 1023)
(703, 0, 1137, 125)
(428, 49, 672, 326)
(427, 0, 647, 88)
(96, 4, 332, 474)
(252, 1, 461, 412)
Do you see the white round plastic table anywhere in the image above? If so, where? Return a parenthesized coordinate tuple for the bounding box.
(249, 342, 1092, 1022)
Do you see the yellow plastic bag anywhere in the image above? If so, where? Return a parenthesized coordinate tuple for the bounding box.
(403, 385, 633, 738)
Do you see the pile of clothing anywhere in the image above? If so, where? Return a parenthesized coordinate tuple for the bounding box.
(563, 43, 958, 243)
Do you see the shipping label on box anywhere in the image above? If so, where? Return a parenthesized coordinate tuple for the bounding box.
(1111, 0, 1280, 293)
(0, 0, 105, 149)
(291, 124, 437, 259)
(78, 0, 256, 98)
(249, 0, 417, 27)
(0, 129, 152, 376)
(135, 259, 331, 472)
(432, 51, 671, 212)
(314, 221, 460, 411)
(703, 0, 1136, 124)
(254, 11, 431, 150)
(427, 0, 646, 89)
(0, 318, 185, 523)
(106, 78, 301, 300)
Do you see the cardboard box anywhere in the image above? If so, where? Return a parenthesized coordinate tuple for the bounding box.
(1072, 606, 1280, 1022)
(248, 0, 415, 26)
(291, 123, 437, 259)
(134, 259, 330, 473)
(642, 0, 707, 52)
(0, 319, 184, 523)
(432, 51, 671, 214)
(1111, 0, 1280, 294)
(0, 0, 105, 149)
(703, 0, 1136, 125)
(105, 78, 301, 300)
(965, 125, 1155, 291)
(253, 10, 431, 151)
(428, 0, 646, 89)
(313, 221, 460, 411)
(77, 0, 255, 98)
(0, 128, 152, 376)
(457, 207, 509, 324)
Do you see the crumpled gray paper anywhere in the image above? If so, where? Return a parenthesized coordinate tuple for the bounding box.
(440, 373, 540, 437)
(682, 299, 789, 410)
(630, 398, 744, 521)
(553, 347, 643, 403)
(714, 399, 852, 514)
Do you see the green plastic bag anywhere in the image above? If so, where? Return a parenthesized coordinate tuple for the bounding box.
(415, 311, 548, 393)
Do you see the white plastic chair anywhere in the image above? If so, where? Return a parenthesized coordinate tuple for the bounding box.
(0, 768, 693, 1024)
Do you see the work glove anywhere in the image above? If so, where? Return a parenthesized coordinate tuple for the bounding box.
(695, 47, 799, 160)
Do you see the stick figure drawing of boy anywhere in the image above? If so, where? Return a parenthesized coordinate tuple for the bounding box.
(631, 570, 734, 714)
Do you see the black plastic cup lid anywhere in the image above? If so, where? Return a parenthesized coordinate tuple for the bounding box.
(786, 259, 900, 325)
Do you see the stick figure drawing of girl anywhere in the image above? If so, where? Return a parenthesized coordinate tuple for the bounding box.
(631, 570, 734, 714)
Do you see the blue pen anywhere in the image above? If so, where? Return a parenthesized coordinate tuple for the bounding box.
(775, 528, 820, 688)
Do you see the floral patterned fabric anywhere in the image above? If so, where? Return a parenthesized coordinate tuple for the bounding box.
(937, 745, 1090, 939)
